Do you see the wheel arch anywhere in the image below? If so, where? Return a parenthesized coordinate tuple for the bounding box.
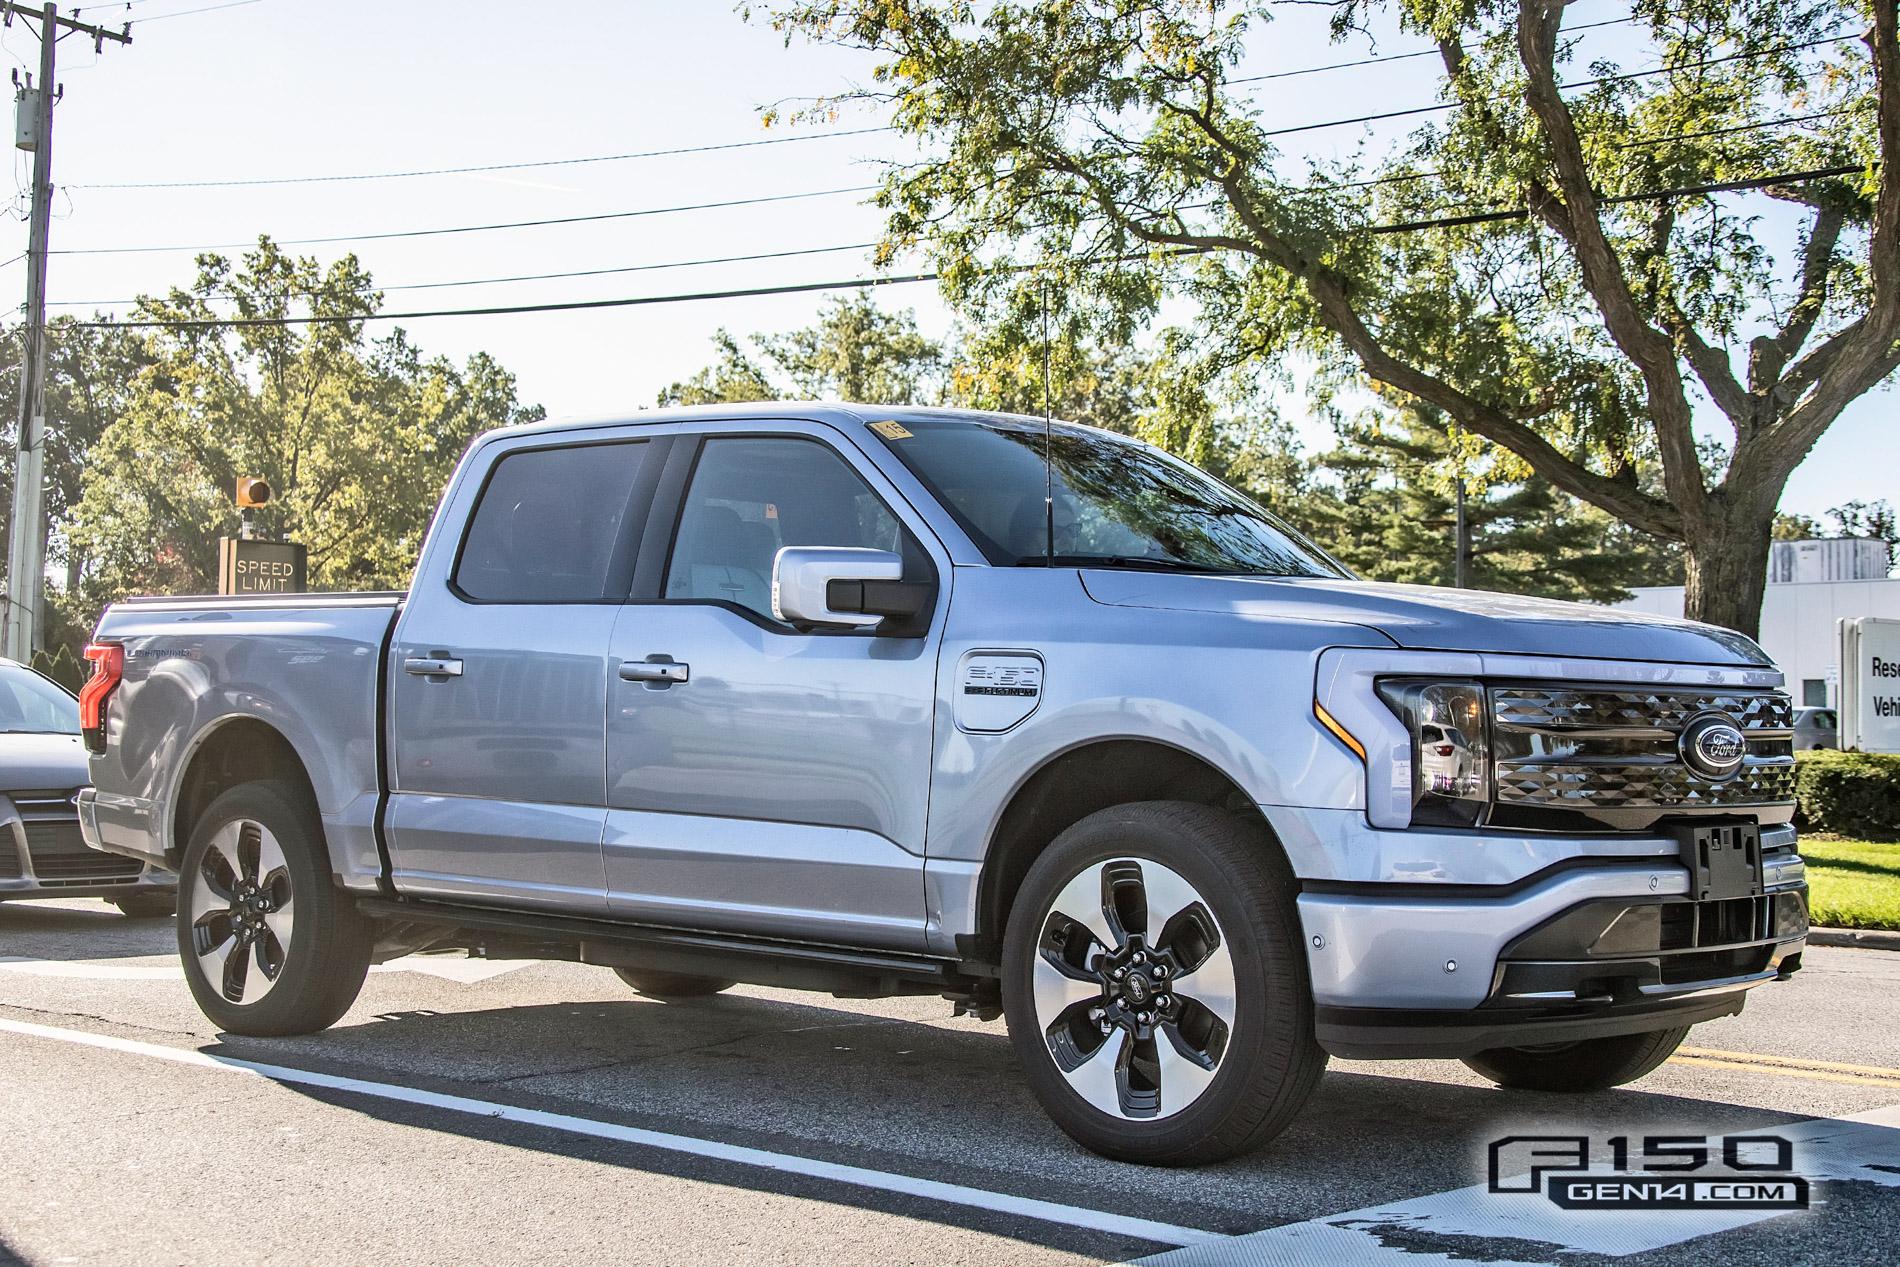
(168, 716, 320, 869)
(970, 738, 1283, 959)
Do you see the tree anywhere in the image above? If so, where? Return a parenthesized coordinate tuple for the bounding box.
(0, 317, 151, 602)
(658, 295, 941, 405)
(68, 238, 542, 607)
(661, 292, 1243, 461)
(759, 0, 1900, 637)
(1303, 404, 1683, 600)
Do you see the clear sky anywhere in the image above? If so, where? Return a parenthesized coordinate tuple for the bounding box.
(8, 0, 1891, 522)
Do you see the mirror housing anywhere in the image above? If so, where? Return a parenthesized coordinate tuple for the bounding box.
(773, 546, 931, 634)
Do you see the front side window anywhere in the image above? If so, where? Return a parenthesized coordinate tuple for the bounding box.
(664, 437, 906, 622)
(871, 415, 1345, 577)
(0, 665, 79, 734)
(455, 441, 649, 602)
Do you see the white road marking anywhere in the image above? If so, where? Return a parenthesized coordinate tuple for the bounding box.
(1131, 1104, 1900, 1265)
(0, 954, 530, 984)
(0, 1015, 1218, 1249)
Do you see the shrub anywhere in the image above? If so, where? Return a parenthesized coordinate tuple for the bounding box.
(1794, 750, 1900, 840)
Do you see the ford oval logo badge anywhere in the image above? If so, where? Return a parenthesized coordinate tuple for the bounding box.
(1680, 714, 1748, 780)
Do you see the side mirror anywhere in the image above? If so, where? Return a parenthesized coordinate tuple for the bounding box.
(772, 546, 933, 636)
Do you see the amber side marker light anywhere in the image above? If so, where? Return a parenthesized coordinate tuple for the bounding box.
(79, 642, 124, 754)
(1313, 700, 1366, 761)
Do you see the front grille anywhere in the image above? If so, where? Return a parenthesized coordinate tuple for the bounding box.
(1494, 760, 1797, 808)
(9, 788, 82, 817)
(1493, 689, 1792, 734)
(9, 786, 140, 884)
(1488, 685, 1794, 827)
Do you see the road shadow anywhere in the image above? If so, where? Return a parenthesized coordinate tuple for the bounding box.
(0, 898, 173, 962)
(192, 985, 1845, 1255)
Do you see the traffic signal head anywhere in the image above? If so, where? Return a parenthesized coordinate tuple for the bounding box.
(235, 477, 272, 508)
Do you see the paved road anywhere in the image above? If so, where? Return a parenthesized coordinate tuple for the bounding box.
(1, 898, 1895, 1266)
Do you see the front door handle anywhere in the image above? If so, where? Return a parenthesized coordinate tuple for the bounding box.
(404, 656, 464, 677)
(619, 658, 689, 684)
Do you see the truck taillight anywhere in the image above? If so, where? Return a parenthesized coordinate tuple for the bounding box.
(79, 642, 123, 753)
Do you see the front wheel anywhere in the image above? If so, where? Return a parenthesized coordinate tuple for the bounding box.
(178, 779, 372, 1036)
(1462, 1026, 1690, 1092)
(1002, 801, 1325, 1166)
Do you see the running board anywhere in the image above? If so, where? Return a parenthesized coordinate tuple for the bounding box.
(354, 896, 976, 998)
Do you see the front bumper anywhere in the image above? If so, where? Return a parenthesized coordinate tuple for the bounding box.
(1293, 821, 1807, 1059)
(3, 787, 174, 900)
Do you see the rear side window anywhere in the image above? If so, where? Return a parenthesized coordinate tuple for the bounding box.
(455, 441, 649, 602)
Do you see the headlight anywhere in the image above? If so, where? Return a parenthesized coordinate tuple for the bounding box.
(1375, 679, 1489, 827)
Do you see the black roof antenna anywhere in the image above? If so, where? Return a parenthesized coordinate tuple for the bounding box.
(1041, 276, 1054, 567)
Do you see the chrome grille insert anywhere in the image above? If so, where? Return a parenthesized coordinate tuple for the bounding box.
(1490, 685, 1795, 818)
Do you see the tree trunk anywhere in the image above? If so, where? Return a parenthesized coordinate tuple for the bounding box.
(1682, 501, 1777, 641)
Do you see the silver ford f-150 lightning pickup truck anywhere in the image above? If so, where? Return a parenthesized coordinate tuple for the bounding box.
(77, 404, 1808, 1164)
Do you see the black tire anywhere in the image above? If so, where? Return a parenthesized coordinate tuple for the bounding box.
(1462, 1026, 1690, 1092)
(1001, 801, 1326, 1166)
(177, 779, 372, 1037)
(612, 966, 736, 999)
(112, 891, 176, 919)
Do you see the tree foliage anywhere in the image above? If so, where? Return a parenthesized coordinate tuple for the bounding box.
(66, 239, 542, 607)
(757, 0, 1900, 635)
(1304, 402, 1684, 599)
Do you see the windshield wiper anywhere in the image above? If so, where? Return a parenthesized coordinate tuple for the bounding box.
(1026, 554, 1232, 574)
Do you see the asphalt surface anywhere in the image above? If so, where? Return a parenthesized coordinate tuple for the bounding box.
(1, 897, 1896, 1266)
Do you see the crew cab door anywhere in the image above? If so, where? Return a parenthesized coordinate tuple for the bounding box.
(385, 430, 668, 914)
(603, 423, 947, 948)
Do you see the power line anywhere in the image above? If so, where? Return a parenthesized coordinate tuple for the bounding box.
(71, 163, 1860, 332)
(65, 125, 898, 190)
(1371, 162, 1861, 233)
(49, 11, 1761, 193)
(49, 107, 1843, 311)
(50, 184, 879, 255)
(1252, 32, 1853, 141)
(55, 20, 1602, 192)
(130, 0, 263, 23)
(1230, 14, 1636, 84)
(53, 32, 1853, 257)
(45, 240, 885, 307)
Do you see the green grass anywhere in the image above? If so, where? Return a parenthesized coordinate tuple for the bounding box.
(1801, 834, 1900, 931)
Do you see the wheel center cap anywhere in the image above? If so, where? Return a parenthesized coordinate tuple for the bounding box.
(1123, 973, 1150, 1005)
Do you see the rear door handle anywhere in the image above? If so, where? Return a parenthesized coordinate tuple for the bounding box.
(619, 659, 689, 684)
(403, 656, 464, 677)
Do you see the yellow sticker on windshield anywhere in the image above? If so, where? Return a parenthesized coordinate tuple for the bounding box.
(869, 420, 913, 440)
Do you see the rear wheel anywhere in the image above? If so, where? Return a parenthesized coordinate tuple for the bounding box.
(611, 966, 736, 999)
(1462, 1027, 1690, 1092)
(1002, 801, 1325, 1165)
(178, 779, 372, 1036)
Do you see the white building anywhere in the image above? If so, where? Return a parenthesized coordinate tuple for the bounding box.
(1612, 539, 1900, 708)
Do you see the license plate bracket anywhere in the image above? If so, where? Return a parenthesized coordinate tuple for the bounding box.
(1674, 821, 1764, 901)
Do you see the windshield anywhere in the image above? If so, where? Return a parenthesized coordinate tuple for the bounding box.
(869, 416, 1345, 576)
(0, 663, 79, 734)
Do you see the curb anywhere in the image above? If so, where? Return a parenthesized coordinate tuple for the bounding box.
(1807, 926, 1900, 951)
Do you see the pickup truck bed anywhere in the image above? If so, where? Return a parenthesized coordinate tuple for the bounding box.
(82, 591, 404, 889)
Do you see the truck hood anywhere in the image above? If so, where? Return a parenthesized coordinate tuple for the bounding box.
(1080, 571, 1771, 666)
(0, 731, 90, 792)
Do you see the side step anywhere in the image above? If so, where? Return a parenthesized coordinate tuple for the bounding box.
(355, 896, 980, 999)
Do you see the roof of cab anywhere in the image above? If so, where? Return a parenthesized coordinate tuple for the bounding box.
(474, 401, 1059, 444)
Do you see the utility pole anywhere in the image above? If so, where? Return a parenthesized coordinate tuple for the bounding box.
(1453, 475, 1470, 589)
(1, 2, 129, 663)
